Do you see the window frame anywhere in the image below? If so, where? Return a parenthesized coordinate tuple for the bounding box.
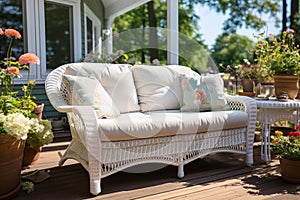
(24, 0, 81, 84)
(84, 3, 101, 57)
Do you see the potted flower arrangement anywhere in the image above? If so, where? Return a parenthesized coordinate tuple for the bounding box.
(0, 28, 53, 199)
(224, 59, 261, 95)
(271, 127, 300, 183)
(236, 59, 262, 94)
(254, 29, 300, 99)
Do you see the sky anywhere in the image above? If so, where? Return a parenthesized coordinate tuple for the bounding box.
(195, 4, 285, 48)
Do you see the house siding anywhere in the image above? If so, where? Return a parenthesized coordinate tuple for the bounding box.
(33, 0, 104, 119)
(14, 84, 63, 119)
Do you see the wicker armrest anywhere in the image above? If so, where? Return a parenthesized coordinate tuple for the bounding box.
(225, 95, 257, 165)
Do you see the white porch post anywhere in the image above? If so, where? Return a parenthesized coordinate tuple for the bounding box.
(167, 0, 179, 65)
(105, 19, 113, 55)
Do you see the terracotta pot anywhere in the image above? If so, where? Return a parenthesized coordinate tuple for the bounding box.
(33, 103, 44, 121)
(0, 135, 25, 199)
(279, 158, 300, 183)
(22, 144, 42, 166)
(242, 79, 255, 92)
(274, 75, 299, 99)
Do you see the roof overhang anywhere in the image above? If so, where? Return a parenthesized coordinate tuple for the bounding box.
(102, 0, 151, 24)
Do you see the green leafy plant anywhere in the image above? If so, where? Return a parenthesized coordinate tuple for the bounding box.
(271, 127, 300, 161)
(254, 29, 300, 78)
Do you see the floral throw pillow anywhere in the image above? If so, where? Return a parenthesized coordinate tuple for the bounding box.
(62, 74, 120, 119)
(180, 74, 227, 112)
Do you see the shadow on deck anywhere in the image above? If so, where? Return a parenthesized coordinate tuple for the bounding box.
(14, 141, 300, 200)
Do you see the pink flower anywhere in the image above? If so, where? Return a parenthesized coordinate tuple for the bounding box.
(6, 67, 22, 76)
(4, 28, 21, 39)
(18, 53, 40, 65)
(0, 28, 3, 35)
(286, 29, 295, 34)
(194, 88, 206, 101)
(226, 65, 231, 71)
(228, 81, 236, 87)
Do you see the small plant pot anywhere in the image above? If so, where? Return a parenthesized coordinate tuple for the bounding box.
(279, 158, 300, 183)
(22, 144, 42, 166)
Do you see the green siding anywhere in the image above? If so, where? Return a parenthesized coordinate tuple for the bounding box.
(14, 84, 63, 119)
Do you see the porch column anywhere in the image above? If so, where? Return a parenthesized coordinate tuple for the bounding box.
(167, 0, 179, 65)
(104, 18, 113, 55)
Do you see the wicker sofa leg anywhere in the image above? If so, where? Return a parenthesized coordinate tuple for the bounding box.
(88, 155, 102, 195)
(177, 155, 184, 178)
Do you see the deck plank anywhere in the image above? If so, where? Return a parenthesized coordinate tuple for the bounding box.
(13, 142, 300, 200)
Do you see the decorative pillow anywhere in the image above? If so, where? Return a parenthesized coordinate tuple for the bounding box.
(180, 74, 227, 112)
(62, 74, 120, 119)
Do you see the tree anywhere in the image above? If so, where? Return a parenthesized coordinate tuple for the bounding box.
(282, 0, 288, 33)
(112, 0, 205, 65)
(211, 33, 255, 70)
(290, 0, 299, 30)
(111, 0, 281, 67)
(198, 0, 280, 33)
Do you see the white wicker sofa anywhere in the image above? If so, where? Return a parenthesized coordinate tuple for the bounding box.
(45, 63, 257, 195)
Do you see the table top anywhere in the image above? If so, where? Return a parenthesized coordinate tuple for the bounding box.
(256, 98, 300, 108)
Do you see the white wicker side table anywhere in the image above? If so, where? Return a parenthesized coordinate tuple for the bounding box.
(256, 99, 300, 162)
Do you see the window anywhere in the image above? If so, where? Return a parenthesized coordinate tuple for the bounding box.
(84, 4, 101, 56)
(25, 0, 81, 82)
(0, 0, 24, 61)
(86, 17, 93, 53)
(44, 1, 74, 69)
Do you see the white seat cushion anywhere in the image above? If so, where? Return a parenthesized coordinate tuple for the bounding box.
(132, 65, 199, 112)
(64, 63, 140, 113)
(98, 110, 248, 141)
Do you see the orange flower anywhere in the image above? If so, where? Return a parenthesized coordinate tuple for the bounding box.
(4, 28, 21, 39)
(0, 28, 3, 35)
(18, 53, 40, 65)
(6, 67, 22, 76)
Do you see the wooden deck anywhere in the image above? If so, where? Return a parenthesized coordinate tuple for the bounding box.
(15, 140, 300, 200)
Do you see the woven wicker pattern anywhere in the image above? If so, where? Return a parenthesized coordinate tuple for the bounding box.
(256, 100, 300, 162)
(45, 63, 257, 195)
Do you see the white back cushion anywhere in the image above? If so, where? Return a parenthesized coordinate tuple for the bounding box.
(132, 65, 198, 112)
(64, 63, 140, 113)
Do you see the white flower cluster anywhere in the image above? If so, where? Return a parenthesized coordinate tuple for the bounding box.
(0, 113, 33, 140)
(30, 118, 45, 133)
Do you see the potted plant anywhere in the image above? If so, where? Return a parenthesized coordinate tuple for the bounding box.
(236, 59, 262, 93)
(224, 59, 261, 95)
(271, 127, 300, 183)
(22, 118, 53, 166)
(254, 29, 300, 99)
(0, 28, 53, 198)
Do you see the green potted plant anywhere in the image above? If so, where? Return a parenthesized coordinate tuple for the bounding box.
(224, 59, 261, 95)
(271, 127, 300, 183)
(0, 28, 53, 198)
(254, 29, 300, 99)
(236, 59, 262, 94)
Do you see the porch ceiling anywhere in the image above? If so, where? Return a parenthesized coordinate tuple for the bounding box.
(102, 0, 151, 22)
